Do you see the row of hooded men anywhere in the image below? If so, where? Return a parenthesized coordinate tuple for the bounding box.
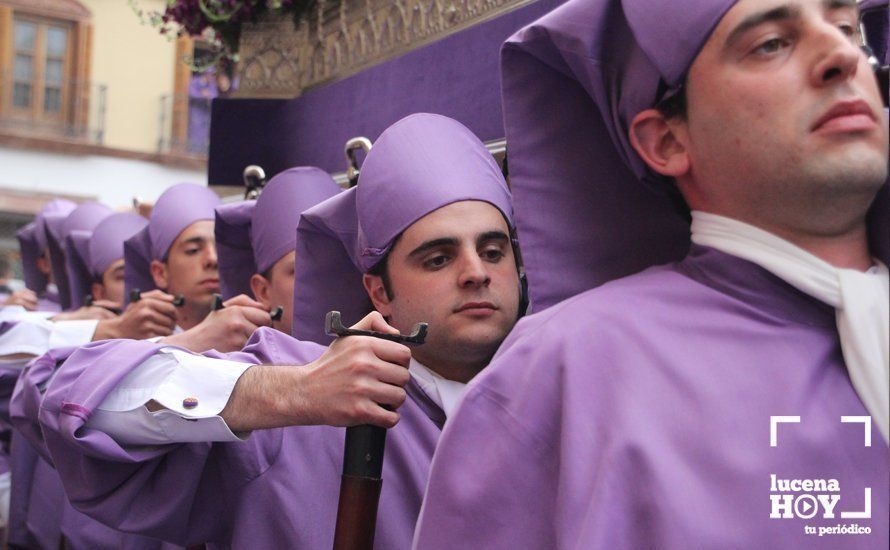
(0, 0, 887, 548)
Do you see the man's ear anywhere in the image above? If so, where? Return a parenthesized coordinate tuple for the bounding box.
(149, 260, 168, 290)
(36, 254, 52, 278)
(91, 282, 105, 302)
(629, 108, 690, 178)
(249, 273, 272, 309)
(362, 273, 392, 318)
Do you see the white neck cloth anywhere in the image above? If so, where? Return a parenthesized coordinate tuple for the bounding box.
(691, 211, 889, 444)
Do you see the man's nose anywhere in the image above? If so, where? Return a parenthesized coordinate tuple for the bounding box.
(204, 242, 218, 269)
(810, 23, 862, 88)
(458, 253, 491, 288)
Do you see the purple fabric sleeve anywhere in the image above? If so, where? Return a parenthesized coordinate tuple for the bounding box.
(10, 346, 77, 464)
(11, 346, 191, 549)
(37, 328, 324, 545)
(38, 339, 248, 544)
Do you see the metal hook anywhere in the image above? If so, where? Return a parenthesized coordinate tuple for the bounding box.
(861, 45, 889, 107)
(270, 306, 284, 321)
(344, 137, 372, 188)
(324, 310, 427, 345)
(243, 165, 267, 200)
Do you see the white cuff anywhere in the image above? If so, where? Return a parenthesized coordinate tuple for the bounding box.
(87, 404, 247, 445)
(86, 348, 255, 444)
(0, 318, 53, 357)
(48, 320, 98, 348)
(0, 307, 54, 322)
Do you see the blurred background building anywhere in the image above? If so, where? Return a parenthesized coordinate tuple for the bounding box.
(0, 0, 214, 278)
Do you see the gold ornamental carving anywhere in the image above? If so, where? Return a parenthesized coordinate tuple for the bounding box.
(234, 0, 535, 99)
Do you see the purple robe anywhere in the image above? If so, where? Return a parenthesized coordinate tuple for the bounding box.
(415, 246, 889, 549)
(34, 327, 441, 548)
(415, 0, 889, 548)
(5, 347, 181, 550)
(36, 289, 61, 314)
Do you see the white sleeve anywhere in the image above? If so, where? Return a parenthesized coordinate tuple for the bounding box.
(84, 348, 255, 445)
(0, 306, 54, 322)
(48, 320, 98, 348)
(0, 319, 97, 358)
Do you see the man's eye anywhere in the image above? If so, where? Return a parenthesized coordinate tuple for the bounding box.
(481, 248, 505, 262)
(836, 22, 860, 41)
(423, 255, 450, 269)
(752, 37, 791, 55)
(184, 247, 200, 255)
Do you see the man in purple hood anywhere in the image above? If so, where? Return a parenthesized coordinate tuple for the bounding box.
(207, 166, 342, 337)
(6, 199, 76, 313)
(67, 212, 149, 308)
(35, 113, 523, 548)
(414, 0, 888, 548)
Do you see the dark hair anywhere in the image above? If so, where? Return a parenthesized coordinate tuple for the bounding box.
(367, 252, 395, 300)
(366, 231, 402, 300)
(656, 85, 688, 120)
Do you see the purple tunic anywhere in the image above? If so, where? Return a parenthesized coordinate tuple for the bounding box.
(415, 2, 890, 546)
(415, 246, 889, 549)
(35, 327, 442, 548)
(36, 290, 61, 314)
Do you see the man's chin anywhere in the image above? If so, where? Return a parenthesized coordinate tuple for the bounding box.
(802, 148, 887, 191)
(186, 290, 217, 309)
(446, 322, 512, 353)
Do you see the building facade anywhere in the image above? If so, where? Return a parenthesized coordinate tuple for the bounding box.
(0, 0, 212, 276)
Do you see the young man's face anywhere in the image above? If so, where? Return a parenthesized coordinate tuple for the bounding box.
(151, 220, 220, 312)
(364, 200, 521, 381)
(92, 258, 125, 304)
(679, 0, 888, 227)
(250, 250, 295, 335)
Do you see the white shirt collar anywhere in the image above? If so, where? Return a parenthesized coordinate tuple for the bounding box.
(408, 358, 467, 419)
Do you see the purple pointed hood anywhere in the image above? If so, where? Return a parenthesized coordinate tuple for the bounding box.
(15, 222, 45, 294)
(16, 199, 76, 294)
(215, 167, 341, 299)
(292, 113, 514, 344)
(124, 183, 220, 300)
(66, 213, 149, 309)
(64, 231, 94, 310)
(45, 202, 113, 310)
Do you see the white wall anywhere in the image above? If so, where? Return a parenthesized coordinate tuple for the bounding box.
(0, 145, 206, 209)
